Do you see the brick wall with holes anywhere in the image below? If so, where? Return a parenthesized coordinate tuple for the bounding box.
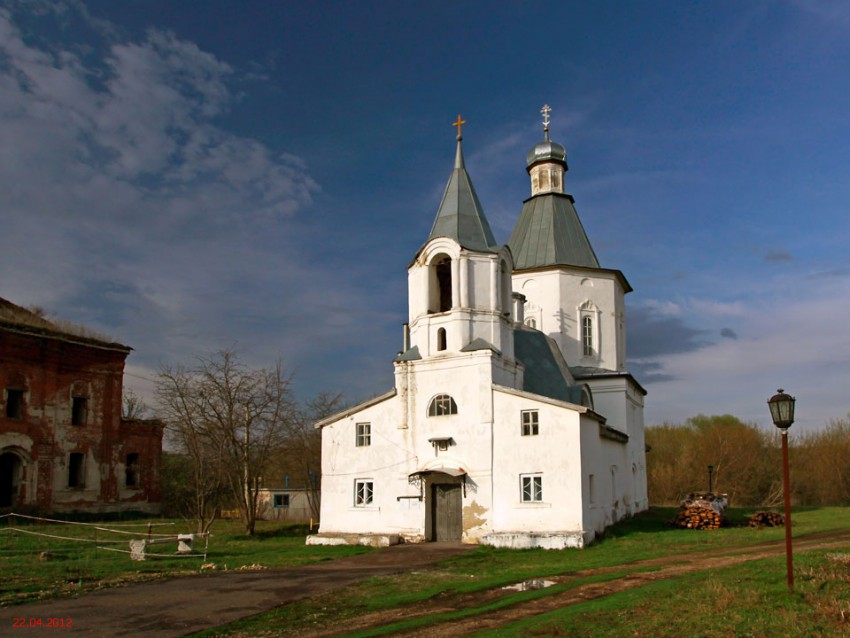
(0, 324, 162, 513)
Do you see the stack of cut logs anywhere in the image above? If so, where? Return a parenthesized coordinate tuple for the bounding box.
(671, 505, 723, 530)
(670, 492, 728, 530)
(748, 511, 785, 527)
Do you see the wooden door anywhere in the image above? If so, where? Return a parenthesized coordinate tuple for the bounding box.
(431, 483, 462, 541)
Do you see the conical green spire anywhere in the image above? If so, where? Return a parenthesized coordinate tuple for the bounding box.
(428, 129, 499, 252)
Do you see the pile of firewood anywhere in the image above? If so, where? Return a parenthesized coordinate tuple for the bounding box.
(669, 492, 728, 530)
(748, 511, 785, 527)
(670, 505, 724, 530)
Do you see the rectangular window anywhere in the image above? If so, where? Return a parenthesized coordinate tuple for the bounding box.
(125, 453, 140, 487)
(356, 422, 371, 447)
(582, 316, 593, 356)
(521, 475, 543, 502)
(355, 479, 373, 506)
(5, 389, 23, 419)
(521, 410, 539, 436)
(589, 474, 595, 504)
(273, 493, 290, 509)
(68, 452, 85, 488)
(72, 396, 88, 425)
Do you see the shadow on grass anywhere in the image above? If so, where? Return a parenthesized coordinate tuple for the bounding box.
(235, 524, 313, 541)
(595, 507, 680, 540)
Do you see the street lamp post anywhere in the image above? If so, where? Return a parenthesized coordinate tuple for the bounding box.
(708, 465, 714, 493)
(768, 388, 796, 591)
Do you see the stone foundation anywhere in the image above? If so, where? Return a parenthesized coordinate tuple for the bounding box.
(480, 531, 587, 550)
(305, 533, 400, 548)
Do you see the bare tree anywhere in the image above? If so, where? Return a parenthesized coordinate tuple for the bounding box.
(122, 389, 149, 419)
(299, 392, 345, 521)
(156, 349, 296, 535)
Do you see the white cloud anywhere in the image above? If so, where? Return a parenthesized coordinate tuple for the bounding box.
(687, 298, 748, 318)
(0, 4, 352, 400)
(642, 273, 850, 430)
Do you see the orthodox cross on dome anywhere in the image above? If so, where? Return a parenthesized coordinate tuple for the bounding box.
(452, 114, 467, 140)
(541, 104, 551, 140)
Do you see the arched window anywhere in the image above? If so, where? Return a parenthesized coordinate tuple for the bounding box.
(435, 257, 452, 312)
(582, 315, 593, 356)
(428, 394, 457, 417)
(525, 318, 536, 329)
(437, 328, 447, 351)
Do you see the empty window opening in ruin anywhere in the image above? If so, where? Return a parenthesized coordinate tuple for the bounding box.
(5, 389, 23, 419)
(68, 452, 85, 488)
(72, 396, 88, 425)
(125, 453, 140, 487)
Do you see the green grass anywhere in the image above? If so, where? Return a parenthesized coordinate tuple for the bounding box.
(0, 516, 371, 606)
(5, 507, 850, 636)
(482, 550, 850, 637)
(192, 506, 850, 637)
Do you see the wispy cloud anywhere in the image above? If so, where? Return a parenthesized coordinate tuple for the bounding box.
(0, 4, 360, 399)
(765, 250, 793, 262)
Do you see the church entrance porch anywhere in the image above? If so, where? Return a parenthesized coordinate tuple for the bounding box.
(430, 483, 462, 541)
(416, 469, 465, 542)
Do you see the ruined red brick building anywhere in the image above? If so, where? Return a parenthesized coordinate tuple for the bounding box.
(0, 297, 162, 513)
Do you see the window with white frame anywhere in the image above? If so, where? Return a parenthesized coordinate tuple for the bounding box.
(521, 410, 539, 436)
(578, 299, 601, 360)
(354, 479, 373, 506)
(428, 394, 457, 416)
(582, 315, 593, 356)
(355, 422, 371, 447)
(520, 474, 543, 502)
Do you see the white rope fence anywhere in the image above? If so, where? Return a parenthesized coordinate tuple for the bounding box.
(0, 512, 210, 561)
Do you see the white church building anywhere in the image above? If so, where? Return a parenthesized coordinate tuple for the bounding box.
(308, 110, 647, 549)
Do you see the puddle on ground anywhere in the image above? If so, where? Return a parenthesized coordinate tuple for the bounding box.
(501, 579, 556, 592)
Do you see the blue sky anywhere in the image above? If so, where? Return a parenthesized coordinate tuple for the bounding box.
(2, 0, 849, 431)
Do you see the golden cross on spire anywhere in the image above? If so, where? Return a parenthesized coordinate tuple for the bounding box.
(452, 114, 467, 140)
(541, 104, 551, 132)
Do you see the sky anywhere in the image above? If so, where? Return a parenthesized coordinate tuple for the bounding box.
(1, 0, 849, 432)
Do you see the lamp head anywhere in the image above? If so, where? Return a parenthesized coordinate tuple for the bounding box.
(768, 388, 796, 430)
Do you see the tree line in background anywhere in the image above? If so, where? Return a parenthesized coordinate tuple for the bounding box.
(647, 414, 850, 507)
(137, 349, 850, 533)
(139, 349, 342, 535)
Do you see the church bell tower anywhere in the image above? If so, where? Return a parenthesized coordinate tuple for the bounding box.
(403, 116, 515, 363)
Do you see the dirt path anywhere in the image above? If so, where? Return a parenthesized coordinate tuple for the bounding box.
(0, 542, 474, 638)
(294, 530, 850, 638)
(3, 531, 849, 638)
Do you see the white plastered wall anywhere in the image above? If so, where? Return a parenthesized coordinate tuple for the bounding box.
(513, 269, 626, 372)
